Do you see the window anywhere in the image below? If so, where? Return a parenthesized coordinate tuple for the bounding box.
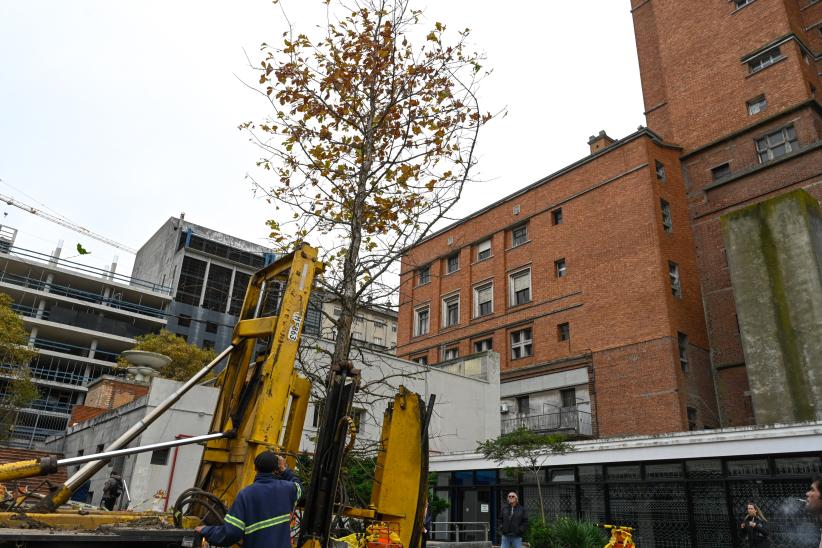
(391, 324, 397, 333)
(669, 261, 682, 297)
(417, 265, 431, 285)
(558, 322, 570, 342)
(351, 409, 365, 433)
(442, 347, 459, 361)
(96, 444, 104, 453)
(555, 258, 566, 278)
(509, 268, 531, 306)
(477, 239, 492, 261)
(229, 271, 251, 316)
(734, 0, 753, 8)
(516, 395, 530, 414)
(176, 256, 207, 306)
(312, 402, 325, 427)
(560, 388, 576, 408)
(678, 332, 689, 372)
(655, 160, 666, 181)
(446, 253, 459, 274)
(660, 200, 673, 233)
(333, 307, 342, 316)
(552, 208, 563, 225)
(203, 263, 232, 312)
(414, 306, 430, 336)
(374, 321, 385, 330)
(474, 338, 493, 352)
(442, 294, 460, 327)
(373, 336, 383, 346)
(756, 125, 798, 163)
(747, 95, 766, 115)
(473, 282, 493, 317)
(511, 328, 533, 359)
(748, 47, 782, 74)
(711, 163, 731, 181)
(412, 355, 429, 365)
(151, 448, 170, 465)
(206, 321, 218, 334)
(177, 314, 191, 328)
(202, 339, 215, 350)
(687, 407, 697, 431)
(511, 224, 528, 247)
(353, 331, 363, 340)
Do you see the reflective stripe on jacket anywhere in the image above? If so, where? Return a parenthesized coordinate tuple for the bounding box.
(201, 470, 301, 548)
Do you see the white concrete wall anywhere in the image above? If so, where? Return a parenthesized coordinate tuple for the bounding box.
(299, 339, 500, 454)
(44, 378, 219, 510)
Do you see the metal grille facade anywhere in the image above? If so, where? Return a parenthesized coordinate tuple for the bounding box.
(439, 453, 822, 547)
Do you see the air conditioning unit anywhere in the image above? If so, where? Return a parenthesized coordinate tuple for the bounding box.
(500, 403, 510, 414)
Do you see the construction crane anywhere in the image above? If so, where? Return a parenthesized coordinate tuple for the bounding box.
(0, 189, 138, 254)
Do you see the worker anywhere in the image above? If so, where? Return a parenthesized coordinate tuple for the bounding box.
(100, 472, 123, 511)
(195, 451, 301, 547)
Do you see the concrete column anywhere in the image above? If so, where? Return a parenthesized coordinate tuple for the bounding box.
(722, 190, 822, 424)
(89, 339, 98, 360)
(35, 299, 46, 320)
(225, 268, 237, 315)
(198, 260, 211, 308)
(27, 327, 38, 348)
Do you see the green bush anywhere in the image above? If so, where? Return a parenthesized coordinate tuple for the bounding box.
(525, 518, 606, 548)
(550, 517, 607, 548)
(525, 518, 554, 548)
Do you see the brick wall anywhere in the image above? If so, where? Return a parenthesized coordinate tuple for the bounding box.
(397, 131, 715, 436)
(69, 405, 109, 427)
(83, 377, 149, 410)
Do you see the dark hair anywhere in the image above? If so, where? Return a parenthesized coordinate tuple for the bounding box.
(254, 451, 278, 474)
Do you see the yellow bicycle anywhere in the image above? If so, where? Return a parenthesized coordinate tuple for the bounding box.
(603, 524, 635, 548)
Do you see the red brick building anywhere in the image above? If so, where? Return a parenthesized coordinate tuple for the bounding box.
(397, 131, 718, 437)
(632, 0, 822, 426)
(397, 0, 822, 437)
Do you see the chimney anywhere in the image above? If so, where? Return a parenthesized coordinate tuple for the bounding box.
(588, 130, 615, 154)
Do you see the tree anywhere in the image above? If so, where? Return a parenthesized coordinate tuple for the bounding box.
(117, 329, 216, 382)
(476, 427, 572, 522)
(0, 293, 38, 439)
(244, 0, 497, 365)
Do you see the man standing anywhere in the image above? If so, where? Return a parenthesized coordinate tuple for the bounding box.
(806, 474, 822, 547)
(100, 472, 123, 511)
(195, 451, 301, 548)
(498, 491, 527, 548)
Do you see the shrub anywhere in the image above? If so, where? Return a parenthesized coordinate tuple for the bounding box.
(525, 518, 554, 548)
(550, 517, 607, 548)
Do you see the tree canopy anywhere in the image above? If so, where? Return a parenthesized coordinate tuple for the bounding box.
(245, 0, 496, 363)
(118, 329, 216, 382)
(477, 427, 571, 522)
(0, 293, 38, 438)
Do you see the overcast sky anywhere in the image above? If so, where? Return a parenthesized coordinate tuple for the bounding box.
(0, 1, 644, 279)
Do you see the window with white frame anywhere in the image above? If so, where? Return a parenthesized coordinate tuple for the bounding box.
(555, 258, 566, 278)
(661, 199, 672, 233)
(748, 47, 782, 74)
(558, 322, 570, 342)
(747, 95, 767, 115)
(734, 0, 753, 8)
(474, 338, 493, 352)
(412, 355, 429, 365)
(511, 328, 533, 359)
(417, 265, 431, 285)
(414, 306, 429, 336)
(756, 125, 798, 163)
(446, 253, 459, 274)
(552, 208, 563, 225)
(711, 163, 731, 181)
(655, 160, 666, 181)
(509, 268, 531, 306)
(442, 347, 459, 361)
(669, 261, 682, 298)
(442, 294, 460, 327)
(477, 239, 492, 261)
(511, 224, 528, 247)
(473, 282, 493, 317)
(373, 336, 383, 346)
(560, 387, 576, 408)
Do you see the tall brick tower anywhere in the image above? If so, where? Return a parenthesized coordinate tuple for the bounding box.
(631, 0, 822, 426)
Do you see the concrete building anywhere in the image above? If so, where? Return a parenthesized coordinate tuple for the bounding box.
(0, 226, 171, 447)
(320, 300, 398, 352)
(45, 377, 219, 511)
(131, 216, 289, 351)
(396, 129, 714, 438)
(631, 0, 822, 426)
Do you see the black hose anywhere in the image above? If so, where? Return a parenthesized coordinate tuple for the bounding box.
(172, 487, 227, 528)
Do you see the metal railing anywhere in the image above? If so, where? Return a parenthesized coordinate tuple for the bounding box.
(430, 521, 490, 542)
(501, 408, 593, 436)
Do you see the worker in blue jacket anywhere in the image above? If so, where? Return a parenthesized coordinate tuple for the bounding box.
(195, 450, 301, 547)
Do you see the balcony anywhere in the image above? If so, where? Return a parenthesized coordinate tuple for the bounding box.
(501, 407, 593, 437)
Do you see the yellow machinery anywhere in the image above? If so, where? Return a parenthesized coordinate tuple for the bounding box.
(0, 243, 431, 547)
